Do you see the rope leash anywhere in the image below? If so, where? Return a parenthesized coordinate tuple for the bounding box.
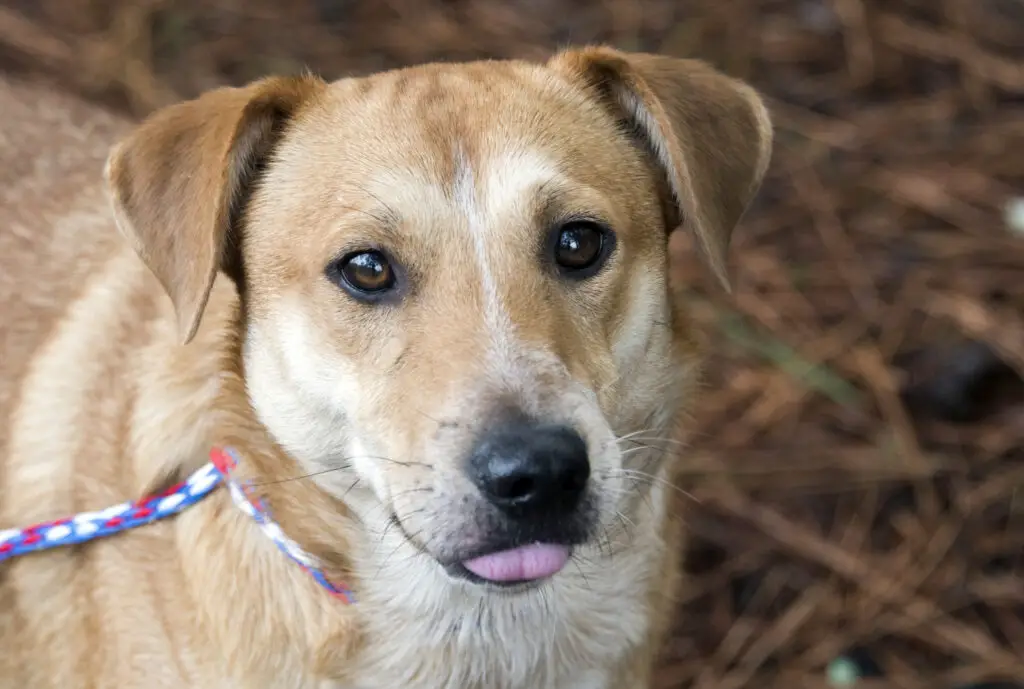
(0, 447, 354, 603)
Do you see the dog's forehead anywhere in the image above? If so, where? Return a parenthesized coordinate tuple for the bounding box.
(288, 61, 613, 197)
(257, 61, 653, 269)
(325, 60, 578, 134)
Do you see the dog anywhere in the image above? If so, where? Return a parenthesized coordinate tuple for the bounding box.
(0, 46, 771, 689)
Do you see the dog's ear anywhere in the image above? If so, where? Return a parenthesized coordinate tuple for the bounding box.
(548, 47, 773, 289)
(104, 74, 327, 344)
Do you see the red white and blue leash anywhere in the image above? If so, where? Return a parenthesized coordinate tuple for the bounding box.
(0, 447, 354, 604)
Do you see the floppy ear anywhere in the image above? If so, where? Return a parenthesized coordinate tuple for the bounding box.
(104, 74, 327, 344)
(548, 47, 773, 289)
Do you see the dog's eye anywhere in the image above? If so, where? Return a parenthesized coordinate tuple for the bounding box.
(552, 221, 613, 278)
(332, 250, 396, 297)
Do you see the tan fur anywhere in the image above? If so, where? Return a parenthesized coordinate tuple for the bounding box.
(0, 47, 771, 689)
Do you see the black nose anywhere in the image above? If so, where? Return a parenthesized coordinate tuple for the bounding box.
(467, 420, 591, 516)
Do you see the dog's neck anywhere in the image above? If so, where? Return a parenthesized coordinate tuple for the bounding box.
(209, 314, 361, 590)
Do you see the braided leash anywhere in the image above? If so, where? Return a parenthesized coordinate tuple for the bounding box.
(0, 447, 354, 603)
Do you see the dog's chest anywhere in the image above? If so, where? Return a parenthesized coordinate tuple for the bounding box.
(336, 628, 621, 689)
(329, 673, 611, 689)
(328, 671, 611, 689)
(328, 578, 650, 689)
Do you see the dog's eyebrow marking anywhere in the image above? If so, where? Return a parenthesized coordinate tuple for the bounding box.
(336, 183, 402, 228)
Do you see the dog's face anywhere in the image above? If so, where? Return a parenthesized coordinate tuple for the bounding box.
(238, 63, 690, 584)
(106, 48, 771, 588)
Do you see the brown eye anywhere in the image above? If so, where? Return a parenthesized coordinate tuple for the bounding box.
(335, 250, 396, 296)
(553, 221, 613, 277)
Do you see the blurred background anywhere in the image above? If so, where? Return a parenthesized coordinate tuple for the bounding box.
(1, 1, 1022, 687)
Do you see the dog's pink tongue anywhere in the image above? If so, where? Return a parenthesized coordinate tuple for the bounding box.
(462, 543, 570, 583)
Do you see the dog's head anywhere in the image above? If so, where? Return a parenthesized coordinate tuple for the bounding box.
(105, 48, 771, 589)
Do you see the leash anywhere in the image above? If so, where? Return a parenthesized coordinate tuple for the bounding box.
(0, 447, 354, 603)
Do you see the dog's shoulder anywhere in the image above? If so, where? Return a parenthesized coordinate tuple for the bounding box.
(0, 73, 133, 404)
(0, 76, 239, 687)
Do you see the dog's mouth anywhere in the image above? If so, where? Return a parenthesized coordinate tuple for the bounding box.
(447, 542, 572, 586)
(440, 517, 594, 588)
(390, 502, 595, 589)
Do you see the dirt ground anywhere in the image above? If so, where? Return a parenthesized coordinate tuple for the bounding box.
(1, 1, 1022, 687)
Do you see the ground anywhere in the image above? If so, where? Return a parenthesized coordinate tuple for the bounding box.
(1, 1, 1022, 687)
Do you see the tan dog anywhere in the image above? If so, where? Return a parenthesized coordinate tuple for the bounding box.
(0, 46, 771, 689)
